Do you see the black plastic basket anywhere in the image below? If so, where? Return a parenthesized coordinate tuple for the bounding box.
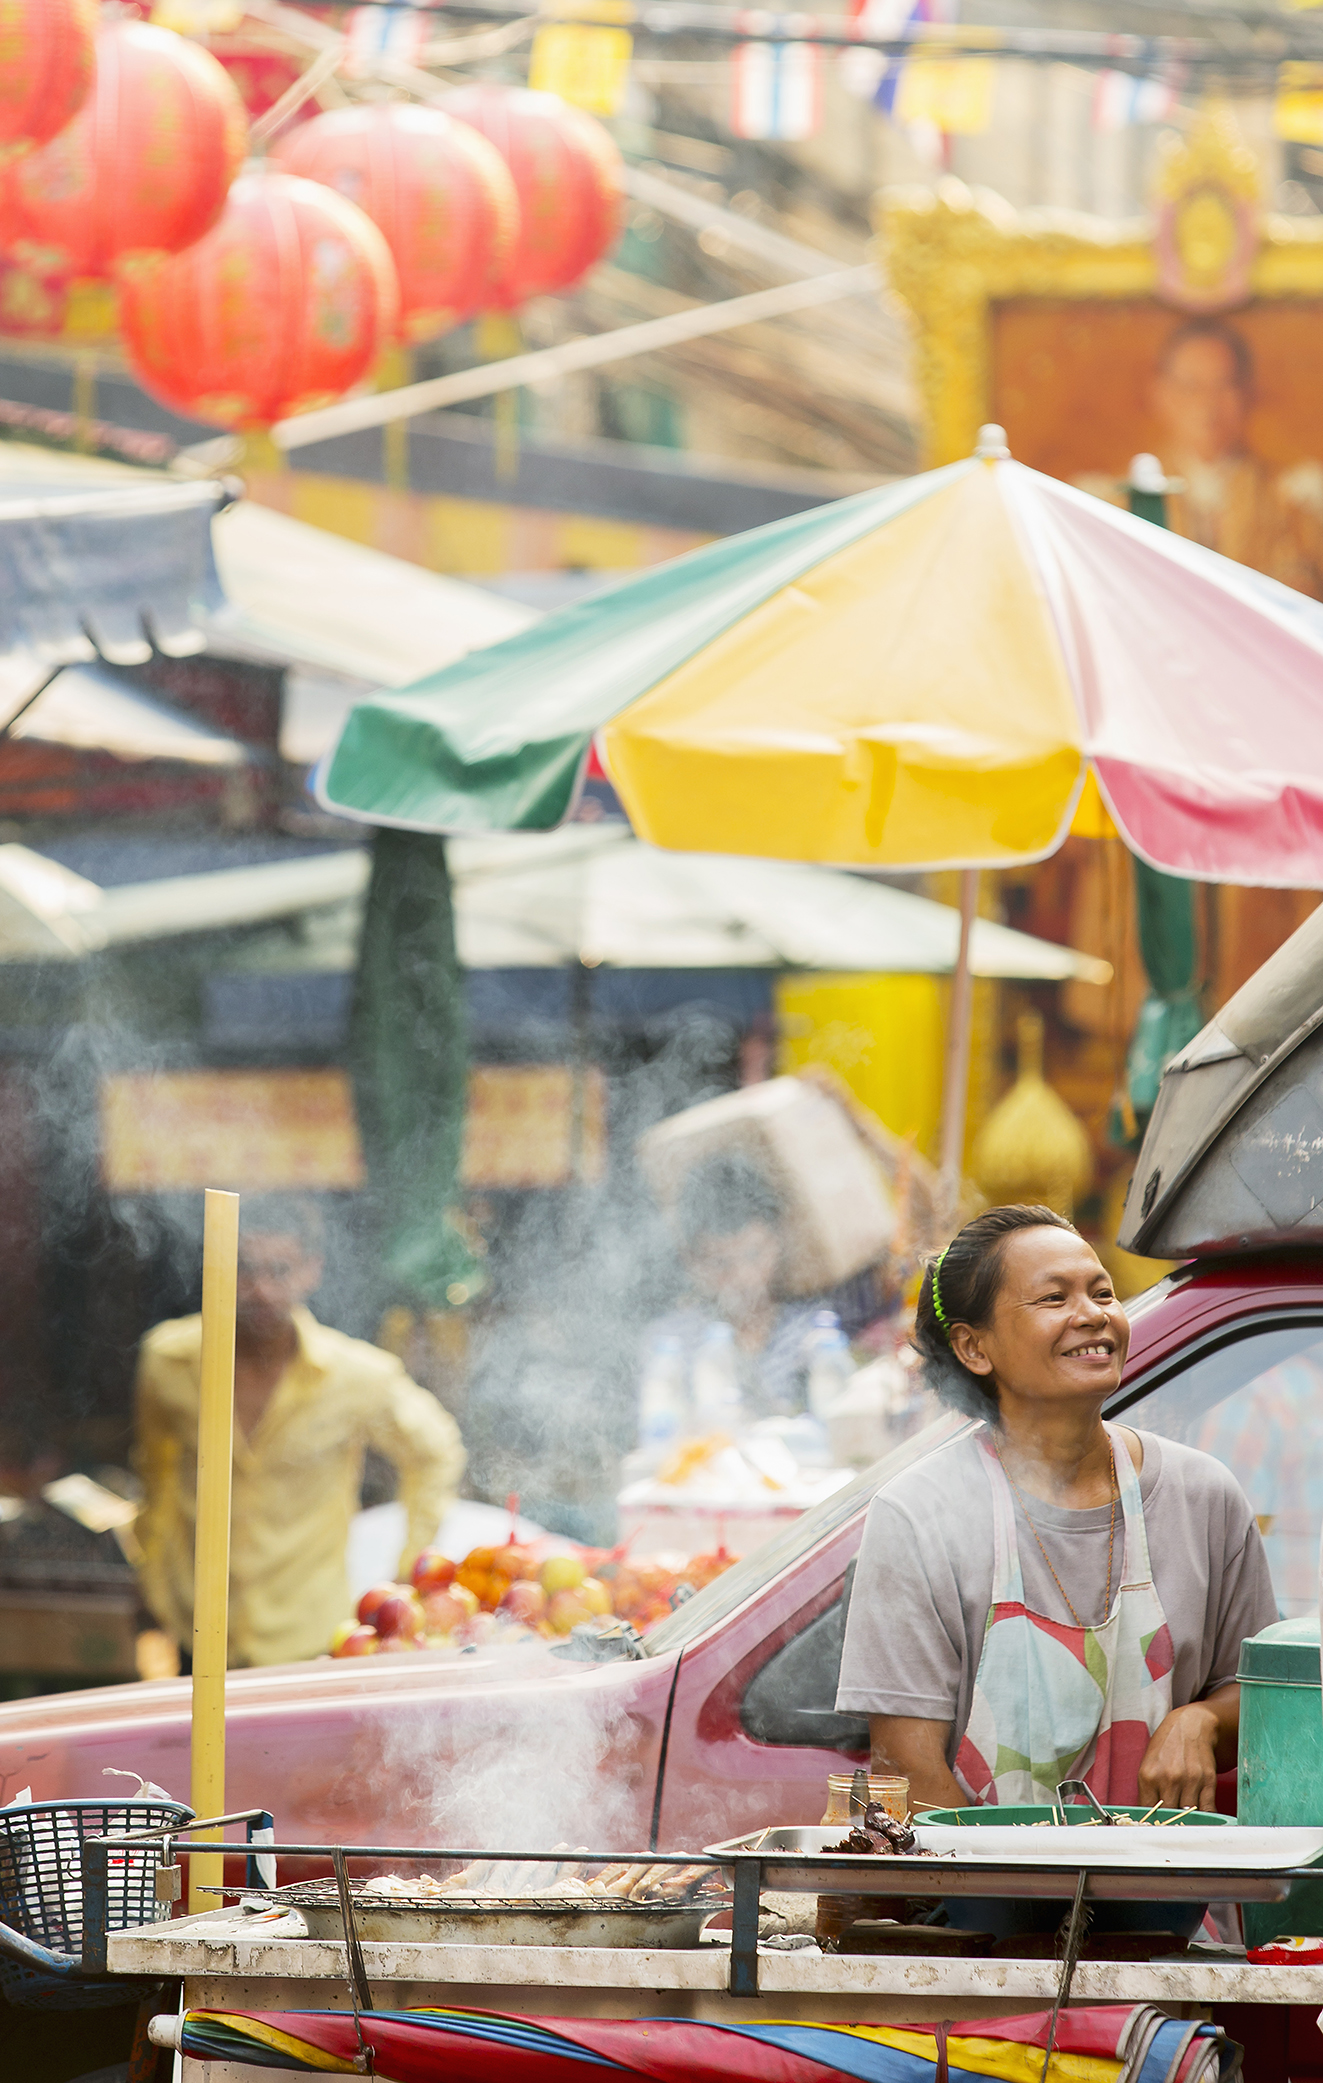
(0, 1798, 192, 2009)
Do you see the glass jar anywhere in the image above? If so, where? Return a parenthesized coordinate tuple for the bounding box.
(821, 1772, 910, 1826)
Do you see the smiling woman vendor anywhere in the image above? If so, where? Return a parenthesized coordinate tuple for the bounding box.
(836, 1205, 1276, 1813)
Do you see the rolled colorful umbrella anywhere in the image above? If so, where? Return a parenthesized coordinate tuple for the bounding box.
(318, 426, 1323, 1195)
(168, 2002, 1236, 2083)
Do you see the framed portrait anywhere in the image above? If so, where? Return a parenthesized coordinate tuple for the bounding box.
(882, 108, 1323, 599)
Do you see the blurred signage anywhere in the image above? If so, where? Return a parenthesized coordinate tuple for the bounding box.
(101, 1065, 607, 1194)
(462, 1066, 607, 1189)
(100, 1070, 366, 1193)
(528, 23, 634, 115)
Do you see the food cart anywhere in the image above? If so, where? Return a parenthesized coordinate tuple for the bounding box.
(68, 1810, 1323, 2082)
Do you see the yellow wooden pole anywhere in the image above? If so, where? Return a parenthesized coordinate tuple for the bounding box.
(190, 1189, 239, 1912)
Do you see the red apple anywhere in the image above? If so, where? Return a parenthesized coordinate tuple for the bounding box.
(373, 1588, 425, 1640)
(496, 1580, 546, 1625)
(455, 1611, 498, 1646)
(411, 1549, 457, 1594)
(376, 1631, 420, 1653)
(421, 1587, 478, 1634)
(332, 1624, 378, 1658)
(357, 1581, 401, 1627)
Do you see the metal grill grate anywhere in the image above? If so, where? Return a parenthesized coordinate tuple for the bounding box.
(255, 1878, 722, 1915)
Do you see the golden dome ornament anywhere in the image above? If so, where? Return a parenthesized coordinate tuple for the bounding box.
(971, 1012, 1093, 1219)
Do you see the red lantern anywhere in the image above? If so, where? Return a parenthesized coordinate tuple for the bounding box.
(0, 21, 247, 277)
(438, 85, 622, 307)
(119, 169, 399, 429)
(0, 0, 96, 163)
(274, 103, 518, 342)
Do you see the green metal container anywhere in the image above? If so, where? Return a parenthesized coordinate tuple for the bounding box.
(1237, 1615, 1323, 1946)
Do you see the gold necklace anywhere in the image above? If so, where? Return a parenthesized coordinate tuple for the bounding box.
(993, 1438, 1119, 1630)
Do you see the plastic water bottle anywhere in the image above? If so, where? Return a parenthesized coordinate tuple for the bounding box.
(637, 1333, 689, 1467)
(805, 1310, 854, 1423)
(692, 1322, 744, 1434)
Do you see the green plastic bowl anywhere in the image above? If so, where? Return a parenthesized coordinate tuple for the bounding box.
(916, 1803, 1232, 1827)
(911, 1802, 1229, 1940)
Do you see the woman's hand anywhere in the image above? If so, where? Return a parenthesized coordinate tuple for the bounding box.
(1136, 1688, 1240, 1812)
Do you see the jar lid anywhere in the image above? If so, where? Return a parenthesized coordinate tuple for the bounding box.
(1237, 1615, 1321, 1686)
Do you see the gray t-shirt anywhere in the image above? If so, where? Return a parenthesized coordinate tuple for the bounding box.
(836, 1425, 1277, 1765)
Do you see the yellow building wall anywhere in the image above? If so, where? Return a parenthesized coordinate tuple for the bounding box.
(241, 466, 709, 578)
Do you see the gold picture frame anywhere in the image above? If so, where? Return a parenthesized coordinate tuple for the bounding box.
(880, 108, 1323, 468)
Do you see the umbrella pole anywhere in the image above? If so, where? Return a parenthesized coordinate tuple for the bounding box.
(190, 1189, 238, 1912)
(569, 959, 592, 1181)
(938, 870, 978, 1230)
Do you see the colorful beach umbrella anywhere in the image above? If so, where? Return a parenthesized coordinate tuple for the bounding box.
(318, 427, 1323, 1200)
(170, 2001, 1240, 2083)
(317, 433, 1323, 889)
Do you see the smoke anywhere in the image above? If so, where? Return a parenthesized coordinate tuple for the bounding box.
(368, 1669, 653, 1854)
(462, 1001, 748, 1541)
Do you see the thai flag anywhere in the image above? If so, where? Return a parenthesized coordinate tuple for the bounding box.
(345, 4, 428, 77)
(1092, 69, 1178, 130)
(840, 0, 956, 114)
(731, 15, 822, 140)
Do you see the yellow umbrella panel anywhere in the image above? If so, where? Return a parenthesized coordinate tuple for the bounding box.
(603, 464, 1084, 867)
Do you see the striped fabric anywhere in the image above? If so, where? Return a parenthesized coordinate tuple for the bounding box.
(176, 2002, 1240, 2083)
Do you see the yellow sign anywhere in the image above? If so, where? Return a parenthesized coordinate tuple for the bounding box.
(894, 56, 996, 136)
(101, 1065, 607, 1195)
(101, 1070, 366, 1193)
(462, 1066, 606, 1189)
(528, 24, 634, 116)
(1275, 63, 1323, 144)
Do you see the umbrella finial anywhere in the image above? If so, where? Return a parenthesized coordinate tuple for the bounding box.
(1126, 453, 1184, 495)
(974, 424, 1010, 460)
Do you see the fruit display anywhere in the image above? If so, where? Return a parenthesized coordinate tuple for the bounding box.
(327, 1539, 739, 1658)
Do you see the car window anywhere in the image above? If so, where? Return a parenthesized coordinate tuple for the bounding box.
(740, 1559, 868, 1752)
(1114, 1316, 1323, 1618)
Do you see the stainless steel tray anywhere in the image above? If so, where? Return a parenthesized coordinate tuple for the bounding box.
(703, 1824, 1323, 1904)
(244, 1884, 715, 1949)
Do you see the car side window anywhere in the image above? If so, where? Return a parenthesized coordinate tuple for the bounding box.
(1118, 1318, 1323, 1618)
(740, 1560, 869, 1753)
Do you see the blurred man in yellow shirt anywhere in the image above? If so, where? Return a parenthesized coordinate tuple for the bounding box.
(134, 1197, 464, 1669)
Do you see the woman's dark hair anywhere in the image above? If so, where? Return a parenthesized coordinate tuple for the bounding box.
(915, 1204, 1078, 1419)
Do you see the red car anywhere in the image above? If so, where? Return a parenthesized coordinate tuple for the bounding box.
(2, 922, 1321, 1851)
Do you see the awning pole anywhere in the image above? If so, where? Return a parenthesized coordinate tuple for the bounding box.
(938, 870, 978, 1230)
(190, 1188, 238, 1912)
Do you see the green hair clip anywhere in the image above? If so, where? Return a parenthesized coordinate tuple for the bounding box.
(931, 1247, 951, 1339)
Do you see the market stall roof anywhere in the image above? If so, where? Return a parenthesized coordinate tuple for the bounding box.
(1118, 899, 1323, 1260)
(8, 661, 248, 767)
(0, 824, 1111, 982)
(209, 502, 532, 725)
(444, 825, 1114, 977)
(0, 843, 367, 961)
(0, 444, 535, 763)
(0, 466, 227, 709)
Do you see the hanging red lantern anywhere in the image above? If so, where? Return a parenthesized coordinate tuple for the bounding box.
(119, 169, 399, 429)
(438, 84, 623, 307)
(0, 20, 247, 278)
(274, 103, 518, 343)
(0, 0, 96, 163)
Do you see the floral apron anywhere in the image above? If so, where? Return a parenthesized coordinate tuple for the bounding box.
(954, 1424, 1175, 1806)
